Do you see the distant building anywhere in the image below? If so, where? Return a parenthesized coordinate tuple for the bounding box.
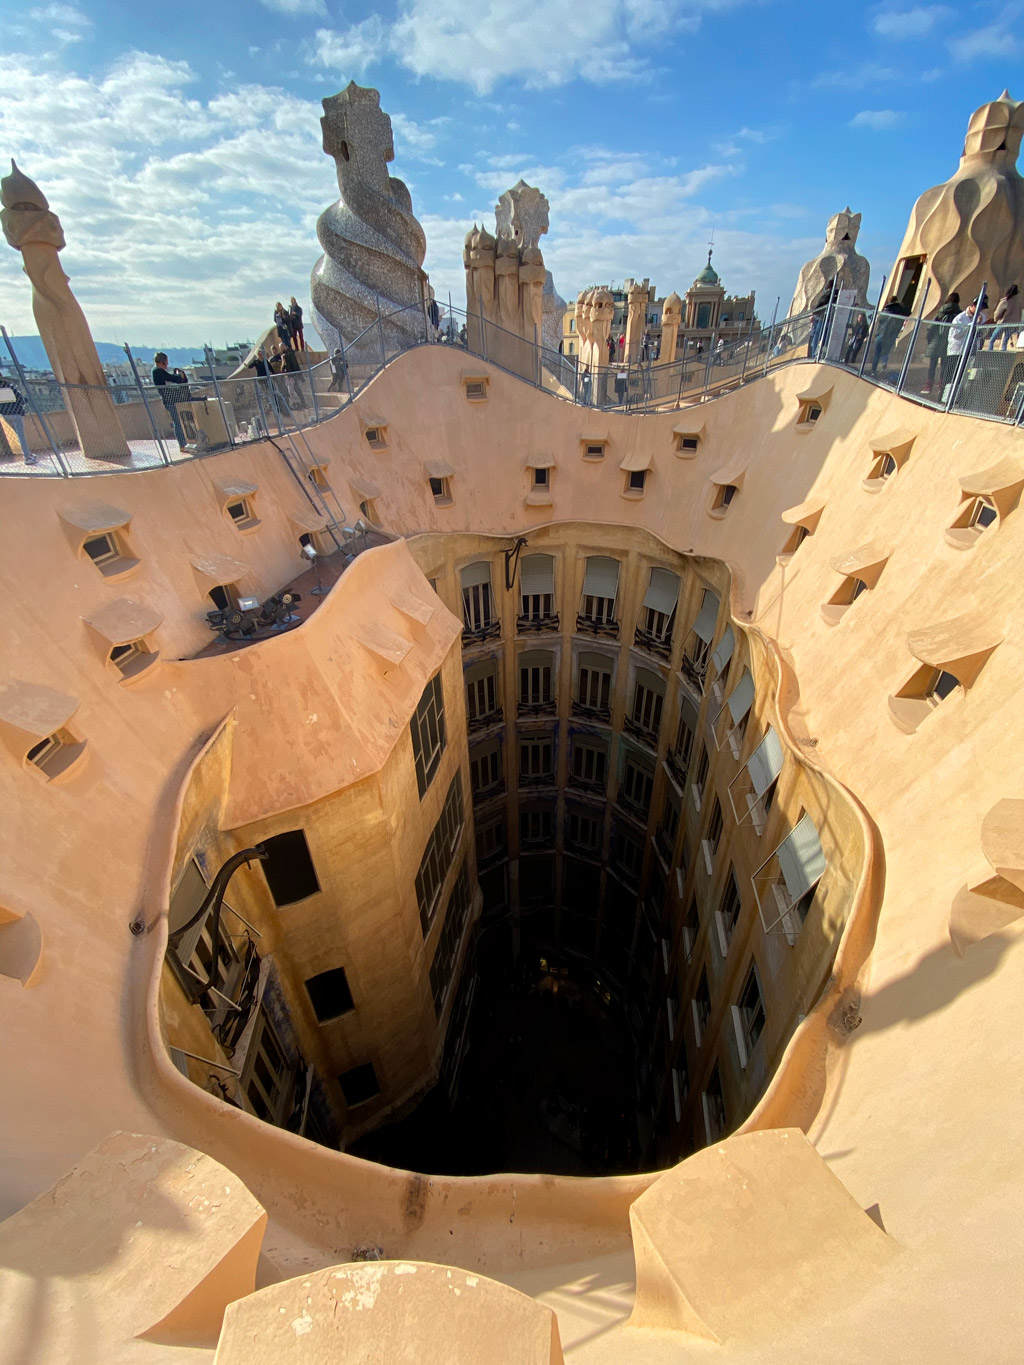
(562, 256, 758, 361)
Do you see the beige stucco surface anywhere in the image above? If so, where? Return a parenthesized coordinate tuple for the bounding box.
(1, 344, 1022, 1359)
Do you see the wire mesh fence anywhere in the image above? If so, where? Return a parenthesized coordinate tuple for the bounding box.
(2, 287, 1021, 478)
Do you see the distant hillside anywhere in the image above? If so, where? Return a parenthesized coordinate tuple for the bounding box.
(2, 336, 249, 373)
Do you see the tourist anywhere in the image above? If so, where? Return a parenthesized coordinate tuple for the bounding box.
(288, 297, 305, 351)
(273, 302, 293, 349)
(279, 341, 304, 405)
(427, 295, 440, 340)
(458, 323, 468, 347)
(869, 299, 908, 379)
(152, 352, 190, 450)
(946, 299, 981, 380)
(922, 293, 960, 392)
(327, 347, 349, 392)
(807, 282, 833, 358)
(992, 285, 1021, 349)
(0, 374, 35, 464)
(579, 363, 592, 405)
(606, 333, 615, 365)
(843, 312, 869, 366)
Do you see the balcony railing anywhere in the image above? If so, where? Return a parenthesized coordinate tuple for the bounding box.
(521, 832, 556, 851)
(472, 779, 504, 804)
(654, 824, 675, 866)
(518, 770, 555, 790)
(575, 613, 620, 639)
(462, 618, 501, 644)
(467, 705, 503, 734)
(566, 771, 607, 797)
(210, 935, 260, 1051)
(517, 698, 557, 717)
(624, 714, 660, 748)
(516, 612, 560, 634)
(571, 699, 612, 722)
(664, 749, 689, 790)
(616, 792, 651, 823)
(679, 653, 708, 694)
(633, 626, 672, 660)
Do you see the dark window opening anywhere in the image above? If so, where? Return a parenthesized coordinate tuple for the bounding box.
(306, 966, 355, 1022)
(339, 1062, 380, 1107)
(261, 829, 320, 906)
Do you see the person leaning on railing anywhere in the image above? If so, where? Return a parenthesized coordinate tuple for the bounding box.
(152, 352, 189, 450)
(921, 294, 960, 393)
(992, 285, 1021, 350)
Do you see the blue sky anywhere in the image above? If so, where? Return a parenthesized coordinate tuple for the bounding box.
(2, 0, 1019, 346)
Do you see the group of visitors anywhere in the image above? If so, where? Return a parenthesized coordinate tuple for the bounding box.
(273, 298, 306, 351)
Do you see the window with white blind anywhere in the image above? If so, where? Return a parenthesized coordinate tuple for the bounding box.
(518, 554, 557, 626)
(728, 727, 783, 834)
(709, 624, 735, 703)
(465, 659, 500, 729)
(753, 813, 826, 943)
(461, 561, 498, 638)
(714, 668, 755, 757)
(635, 568, 680, 657)
(577, 556, 620, 634)
(681, 589, 719, 689)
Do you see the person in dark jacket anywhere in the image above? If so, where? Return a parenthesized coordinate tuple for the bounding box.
(0, 373, 35, 463)
(807, 281, 834, 358)
(869, 300, 908, 378)
(152, 352, 189, 449)
(922, 293, 960, 392)
(288, 297, 305, 351)
(843, 312, 869, 366)
(274, 302, 292, 348)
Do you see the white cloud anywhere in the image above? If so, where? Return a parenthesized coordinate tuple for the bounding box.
(310, 19, 388, 76)
(948, 19, 1022, 62)
(871, 6, 951, 38)
(29, 3, 91, 41)
(309, 0, 758, 95)
(811, 63, 900, 89)
(849, 109, 905, 129)
(0, 51, 340, 345)
(258, 0, 327, 14)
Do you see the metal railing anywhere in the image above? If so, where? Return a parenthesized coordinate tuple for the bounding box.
(3, 284, 1021, 478)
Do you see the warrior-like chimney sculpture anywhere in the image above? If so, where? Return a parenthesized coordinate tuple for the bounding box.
(1, 161, 130, 460)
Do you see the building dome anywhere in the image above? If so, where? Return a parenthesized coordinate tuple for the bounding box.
(693, 249, 721, 288)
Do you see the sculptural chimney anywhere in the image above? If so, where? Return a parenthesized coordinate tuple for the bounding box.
(1, 161, 130, 460)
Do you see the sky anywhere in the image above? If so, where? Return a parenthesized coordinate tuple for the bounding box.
(1, 0, 1019, 347)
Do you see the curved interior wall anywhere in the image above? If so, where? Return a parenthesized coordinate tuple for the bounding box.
(0, 347, 1022, 1322)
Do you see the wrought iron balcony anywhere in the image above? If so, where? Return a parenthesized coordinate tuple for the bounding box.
(624, 714, 660, 748)
(616, 791, 651, 824)
(518, 771, 556, 790)
(679, 652, 708, 694)
(633, 626, 672, 660)
(571, 699, 612, 722)
(521, 832, 556, 852)
(664, 748, 689, 789)
(517, 698, 557, 718)
(575, 612, 620, 639)
(467, 705, 503, 734)
(516, 612, 560, 634)
(654, 824, 675, 865)
(566, 772, 607, 797)
(462, 618, 501, 644)
(472, 779, 504, 805)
